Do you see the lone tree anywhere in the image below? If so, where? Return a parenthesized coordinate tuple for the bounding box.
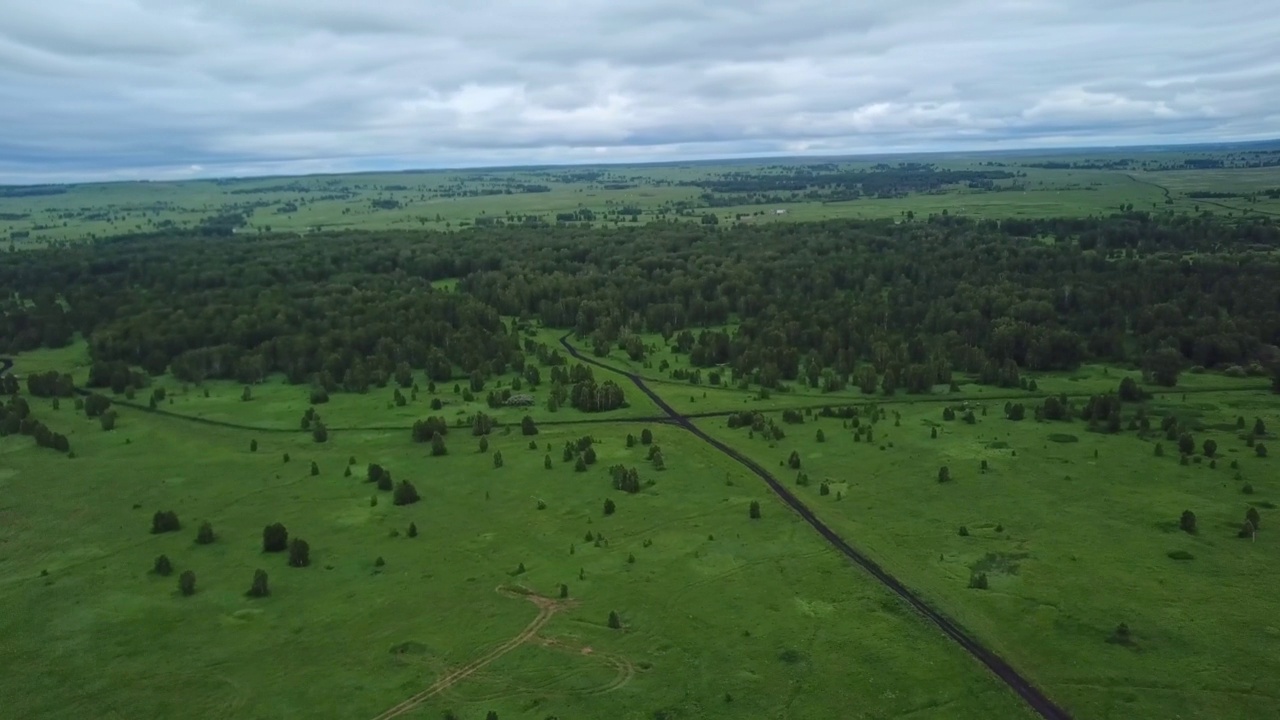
(787, 450, 801, 469)
(607, 610, 622, 629)
(195, 521, 216, 545)
(178, 570, 197, 596)
(937, 466, 952, 483)
(263, 523, 289, 552)
(288, 538, 311, 567)
(1203, 439, 1217, 458)
(1178, 433, 1195, 456)
(493, 450, 504, 468)
(408, 522, 418, 538)
(816, 429, 825, 443)
(1254, 417, 1268, 436)
(479, 436, 489, 453)
(640, 428, 653, 445)
(1179, 510, 1197, 534)
(749, 500, 761, 519)
(393, 480, 420, 506)
(431, 434, 448, 457)
(603, 498, 616, 516)
(310, 461, 320, 476)
(1246, 507, 1262, 531)
(246, 569, 269, 598)
(153, 554, 173, 576)
(521, 415, 538, 436)
(151, 510, 181, 534)
(544, 454, 553, 470)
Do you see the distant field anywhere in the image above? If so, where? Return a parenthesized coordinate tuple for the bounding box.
(4, 142, 1278, 247)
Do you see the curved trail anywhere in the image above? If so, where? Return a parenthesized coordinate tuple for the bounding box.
(557, 334, 1073, 720)
(371, 587, 575, 720)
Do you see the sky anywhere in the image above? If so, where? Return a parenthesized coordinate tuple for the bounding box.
(1, 0, 1278, 183)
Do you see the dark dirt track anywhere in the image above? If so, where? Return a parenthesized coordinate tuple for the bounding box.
(556, 335, 1073, 720)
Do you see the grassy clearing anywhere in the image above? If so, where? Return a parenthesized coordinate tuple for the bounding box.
(5, 150, 1277, 247)
(698, 389, 1280, 719)
(0, 399, 1035, 719)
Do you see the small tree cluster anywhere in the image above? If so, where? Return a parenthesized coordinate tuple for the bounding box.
(609, 464, 641, 494)
(288, 538, 311, 567)
(151, 510, 181, 534)
(263, 523, 289, 552)
(195, 521, 216, 545)
(393, 480, 420, 506)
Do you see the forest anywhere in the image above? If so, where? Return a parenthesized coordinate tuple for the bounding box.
(2, 211, 1279, 397)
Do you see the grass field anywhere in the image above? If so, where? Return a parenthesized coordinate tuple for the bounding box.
(698, 388, 1280, 719)
(4, 144, 1278, 247)
(0, 390, 1038, 719)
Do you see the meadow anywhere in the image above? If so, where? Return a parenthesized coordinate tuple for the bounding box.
(4, 141, 1279, 247)
(0, 346, 1038, 720)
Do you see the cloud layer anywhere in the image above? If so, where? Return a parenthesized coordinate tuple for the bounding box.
(1, 0, 1277, 182)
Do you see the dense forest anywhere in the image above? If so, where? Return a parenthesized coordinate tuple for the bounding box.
(2, 212, 1279, 395)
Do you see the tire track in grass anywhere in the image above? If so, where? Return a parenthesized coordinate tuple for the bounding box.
(370, 587, 574, 720)
(557, 333, 1073, 720)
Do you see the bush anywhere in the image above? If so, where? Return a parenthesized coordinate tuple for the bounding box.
(749, 500, 761, 519)
(393, 480, 420, 506)
(247, 569, 270, 598)
(250, 439, 258, 452)
(288, 538, 311, 567)
(958, 526, 969, 537)
(310, 461, 320, 476)
(603, 498, 616, 516)
(815, 429, 825, 443)
(154, 554, 173, 576)
(1243, 483, 1254, 495)
(151, 510, 181, 534)
(493, 451, 504, 468)
(968, 572, 988, 589)
(1203, 439, 1217, 458)
(607, 610, 622, 629)
(263, 523, 289, 552)
(195, 521, 216, 545)
(544, 454, 552, 470)
(408, 522, 418, 538)
(431, 434, 447, 456)
(937, 466, 951, 483)
(1179, 510, 1197, 534)
(479, 436, 489, 453)
(178, 570, 197, 596)
(640, 428, 653, 445)
(1167, 550, 1194, 561)
(1258, 443, 1268, 458)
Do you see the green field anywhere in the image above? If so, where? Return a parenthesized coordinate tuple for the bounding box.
(4, 142, 1279, 247)
(0, 367, 1038, 719)
(3, 144, 1280, 720)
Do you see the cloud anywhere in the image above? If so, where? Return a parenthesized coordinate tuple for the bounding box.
(0, 0, 1277, 182)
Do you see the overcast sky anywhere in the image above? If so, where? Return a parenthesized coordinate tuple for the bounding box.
(1, 0, 1277, 183)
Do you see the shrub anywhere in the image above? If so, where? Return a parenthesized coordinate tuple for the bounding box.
(1167, 550, 1194, 561)
(1179, 510, 1197, 534)
(1257, 443, 1268, 458)
(603, 498, 616, 516)
(250, 439, 258, 452)
(930, 427, 938, 439)
(640, 428, 653, 445)
(749, 500, 761, 519)
(493, 451, 504, 468)
(1243, 483, 1254, 495)
(408, 522, 418, 538)
(393, 481, 420, 506)
(574, 456, 587, 472)
(559, 584, 569, 599)
(178, 570, 197, 596)
(288, 538, 311, 567)
(544, 454, 552, 470)
(815, 429, 825, 443)
(195, 521, 215, 545)
(1203, 439, 1217, 458)
(153, 554, 173, 576)
(263, 523, 289, 552)
(247, 569, 270, 598)
(375, 556, 385, 567)
(151, 510, 181, 534)
(968, 572, 989, 589)
(1154, 443, 1163, 457)
(1246, 507, 1261, 530)
(607, 610, 622, 629)
(787, 450, 801, 469)
(937, 466, 951, 483)
(310, 461, 320, 476)
(283, 453, 290, 464)
(521, 415, 538, 436)
(958, 526, 969, 537)
(819, 482, 830, 496)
